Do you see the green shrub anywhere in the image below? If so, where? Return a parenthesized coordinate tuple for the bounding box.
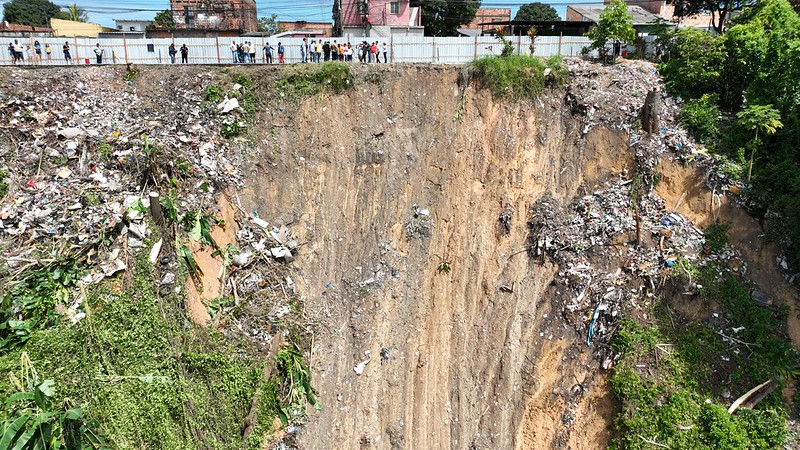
(469, 55, 547, 101)
(204, 85, 224, 103)
(659, 28, 726, 100)
(0, 170, 7, 199)
(703, 222, 730, 253)
(276, 62, 353, 98)
(546, 55, 568, 87)
(678, 94, 721, 146)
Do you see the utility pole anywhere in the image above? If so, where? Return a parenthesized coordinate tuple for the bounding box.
(333, 0, 343, 36)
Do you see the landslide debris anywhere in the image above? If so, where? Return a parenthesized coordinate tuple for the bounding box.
(0, 59, 796, 450)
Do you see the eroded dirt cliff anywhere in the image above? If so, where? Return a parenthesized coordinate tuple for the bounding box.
(1, 61, 794, 450)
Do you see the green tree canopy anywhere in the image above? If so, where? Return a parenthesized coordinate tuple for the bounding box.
(257, 14, 284, 34)
(64, 3, 89, 22)
(2, 0, 65, 27)
(585, 0, 636, 62)
(411, 0, 481, 36)
(151, 9, 175, 30)
(514, 2, 560, 21)
(668, 0, 754, 33)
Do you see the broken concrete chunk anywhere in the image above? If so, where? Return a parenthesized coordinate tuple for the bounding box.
(354, 359, 370, 375)
(58, 127, 84, 139)
(217, 97, 240, 114)
(149, 238, 163, 264)
(251, 217, 269, 229)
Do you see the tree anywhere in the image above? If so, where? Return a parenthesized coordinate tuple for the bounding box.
(151, 9, 175, 31)
(2, 0, 64, 27)
(585, 0, 636, 62)
(668, 0, 753, 34)
(410, 0, 481, 36)
(64, 3, 88, 22)
(659, 28, 726, 100)
(257, 14, 284, 34)
(514, 2, 560, 21)
(737, 104, 783, 182)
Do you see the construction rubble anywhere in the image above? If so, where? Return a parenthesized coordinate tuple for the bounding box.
(527, 59, 786, 366)
(0, 67, 299, 334)
(0, 60, 791, 367)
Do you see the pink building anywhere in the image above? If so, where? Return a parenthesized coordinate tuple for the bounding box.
(336, 0, 423, 37)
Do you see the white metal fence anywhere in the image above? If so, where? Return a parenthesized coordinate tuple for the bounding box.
(1, 35, 593, 66)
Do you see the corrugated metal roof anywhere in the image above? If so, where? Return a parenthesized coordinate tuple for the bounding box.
(567, 5, 667, 26)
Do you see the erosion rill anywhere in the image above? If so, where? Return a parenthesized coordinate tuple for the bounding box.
(0, 61, 796, 450)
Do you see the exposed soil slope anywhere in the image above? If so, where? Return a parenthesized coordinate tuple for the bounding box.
(1, 61, 795, 450)
(236, 65, 635, 450)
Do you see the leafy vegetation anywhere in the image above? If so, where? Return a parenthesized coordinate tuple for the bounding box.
(585, 0, 636, 62)
(122, 64, 138, 82)
(469, 55, 567, 101)
(703, 222, 730, 253)
(1, 353, 110, 449)
(611, 254, 796, 448)
(0, 259, 84, 349)
(275, 62, 353, 99)
(0, 170, 8, 200)
(204, 85, 224, 104)
(150, 9, 175, 31)
(659, 0, 800, 263)
(273, 347, 320, 425)
(0, 242, 314, 449)
(514, 2, 560, 21)
(2, 0, 66, 28)
(410, 0, 480, 36)
(678, 94, 721, 147)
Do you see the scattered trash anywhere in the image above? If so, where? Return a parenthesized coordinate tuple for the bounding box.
(217, 97, 240, 114)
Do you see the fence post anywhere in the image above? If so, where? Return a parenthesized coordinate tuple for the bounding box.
(517, 35, 521, 55)
(215, 35, 221, 64)
(431, 36, 435, 63)
(74, 36, 79, 63)
(123, 33, 129, 64)
(558, 32, 563, 57)
(473, 35, 478, 61)
(390, 34, 394, 63)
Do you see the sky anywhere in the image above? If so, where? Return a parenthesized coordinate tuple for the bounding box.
(1, 0, 604, 28)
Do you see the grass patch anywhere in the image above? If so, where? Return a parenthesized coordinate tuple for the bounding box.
(610, 319, 788, 450)
(0, 244, 314, 449)
(468, 55, 567, 101)
(275, 62, 353, 99)
(703, 222, 730, 253)
(610, 260, 796, 448)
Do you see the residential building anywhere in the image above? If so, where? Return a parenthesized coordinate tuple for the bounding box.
(0, 21, 52, 37)
(606, 0, 714, 29)
(277, 21, 333, 37)
(463, 8, 511, 34)
(170, 0, 258, 33)
(566, 5, 668, 33)
(114, 20, 153, 32)
(50, 18, 115, 38)
(336, 0, 423, 37)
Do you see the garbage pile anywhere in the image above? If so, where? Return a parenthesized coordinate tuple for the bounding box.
(531, 60, 759, 365)
(0, 67, 297, 329)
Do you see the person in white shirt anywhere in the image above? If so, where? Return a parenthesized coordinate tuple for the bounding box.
(382, 42, 388, 63)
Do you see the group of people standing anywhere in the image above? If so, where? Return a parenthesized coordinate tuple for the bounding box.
(296, 38, 389, 64)
(230, 41, 258, 64)
(7, 40, 55, 64)
(168, 43, 190, 64)
(6, 38, 391, 65)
